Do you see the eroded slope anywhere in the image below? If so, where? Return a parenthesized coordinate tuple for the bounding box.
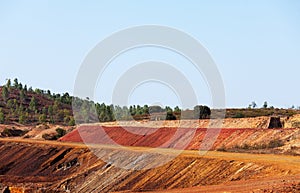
(0, 139, 299, 193)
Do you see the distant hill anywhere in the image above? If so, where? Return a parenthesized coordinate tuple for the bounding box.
(0, 78, 299, 126)
(0, 79, 73, 125)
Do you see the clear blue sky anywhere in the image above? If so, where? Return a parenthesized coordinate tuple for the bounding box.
(1, 1, 300, 108)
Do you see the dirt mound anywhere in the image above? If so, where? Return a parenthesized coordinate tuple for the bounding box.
(0, 124, 74, 140)
(284, 114, 300, 128)
(0, 139, 299, 193)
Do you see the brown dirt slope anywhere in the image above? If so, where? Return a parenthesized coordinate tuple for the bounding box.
(0, 139, 299, 193)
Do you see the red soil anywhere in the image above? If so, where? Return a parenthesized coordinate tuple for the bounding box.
(60, 126, 298, 151)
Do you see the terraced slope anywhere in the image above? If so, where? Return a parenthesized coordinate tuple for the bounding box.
(1, 139, 299, 193)
(60, 125, 300, 154)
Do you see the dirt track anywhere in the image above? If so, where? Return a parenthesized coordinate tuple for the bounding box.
(0, 138, 300, 192)
(1, 138, 300, 169)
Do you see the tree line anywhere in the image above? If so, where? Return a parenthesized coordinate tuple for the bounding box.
(1, 78, 212, 125)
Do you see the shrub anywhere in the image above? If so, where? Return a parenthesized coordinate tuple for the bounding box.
(194, 105, 211, 119)
(234, 139, 284, 150)
(68, 117, 75, 126)
(268, 139, 284, 148)
(233, 112, 245, 118)
(166, 112, 176, 120)
(56, 128, 66, 138)
(39, 114, 47, 123)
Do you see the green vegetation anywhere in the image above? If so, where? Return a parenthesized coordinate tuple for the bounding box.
(42, 128, 66, 140)
(193, 105, 211, 119)
(233, 112, 245, 118)
(263, 101, 268, 109)
(56, 128, 66, 138)
(221, 108, 298, 118)
(2, 86, 8, 102)
(0, 108, 4, 124)
(0, 79, 75, 125)
(234, 139, 285, 150)
(0, 78, 299, 125)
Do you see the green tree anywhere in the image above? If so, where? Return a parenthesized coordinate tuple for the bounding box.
(39, 114, 47, 123)
(68, 117, 75, 126)
(165, 106, 172, 112)
(106, 105, 114, 121)
(56, 110, 65, 122)
(29, 97, 36, 112)
(6, 99, 13, 108)
(64, 115, 70, 125)
(0, 108, 5, 124)
(251, 101, 257, 108)
(19, 113, 26, 124)
(263, 101, 268, 109)
(143, 105, 149, 115)
(129, 105, 136, 116)
(136, 105, 143, 115)
(24, 85, 27, 92)
(42, 107, 47, 115)
(48, 105, 53, 116)
(53, 99, 61, 113)
(174, 106, 181, 113)
(13, 78, 18, 88)
(6, 79, 11, 89)
(17, 104, 24, 115)
(2, 86, 9, 102)
(19, 90, 25, 103)
(34, 88, 42, 94)
(194, 105, 211, 119)
(166, 112, 176, 120)
(17, 82, 23, 90)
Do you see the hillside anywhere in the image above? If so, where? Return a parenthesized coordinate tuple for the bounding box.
(0, 139, 299, 193)
(1, 79, 300, 127)
(0, 79, 73, 125)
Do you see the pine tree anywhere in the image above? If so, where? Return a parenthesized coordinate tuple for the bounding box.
(6, 79, 11, 89)
(19, 113, 26, 124)
(0, 108, 5, 124)
(20, 90, 25, 103)
(17, 83, 23, 90)
(29, 97, 36, 112)
(48, 105, 53, 116)
(2, 86, 9, 102)
(68, 117, 75, 126)
(39, 114, 47, 123)
(13, 78, 18, 88)
(42, 107, 47, 115)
